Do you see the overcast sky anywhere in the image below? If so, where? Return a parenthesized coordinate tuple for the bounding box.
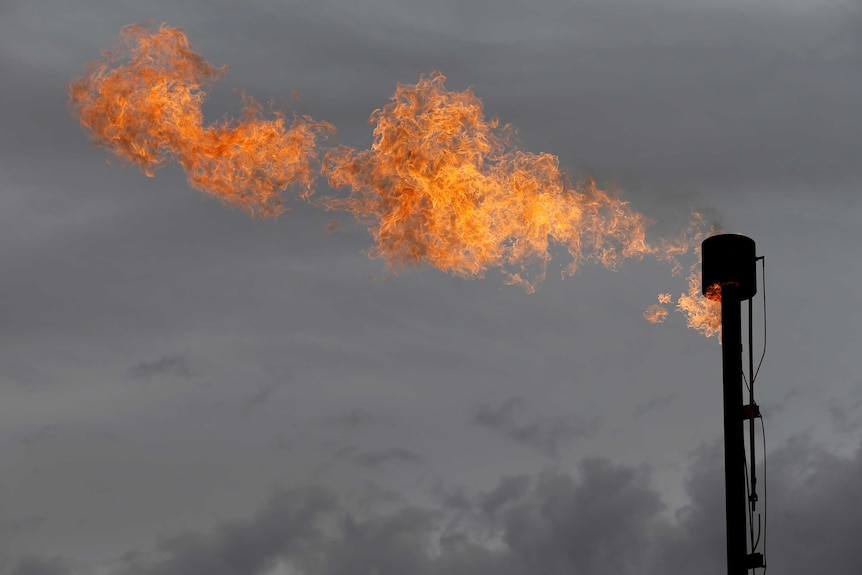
(1, 0, 861, 574)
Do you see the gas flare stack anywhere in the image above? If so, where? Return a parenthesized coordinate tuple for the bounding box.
(702, 234, 765, 575)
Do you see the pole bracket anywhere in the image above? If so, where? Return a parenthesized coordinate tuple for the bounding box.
(745, 552, 764, 570)
(742, 403, 761, 421)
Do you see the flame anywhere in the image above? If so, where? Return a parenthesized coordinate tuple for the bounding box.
(645, 259, 723, 338)
(70, 26, 723, 337)
(677, 273, 722, 338)
(68, 23, 333, 217)
(643, 305, 669, 324)
(643, 292, 674, 323)
(323, 72, 706, 292)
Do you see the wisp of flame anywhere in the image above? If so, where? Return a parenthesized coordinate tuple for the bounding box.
(68, 23, 333, 217)
(69, 24, 722, 337)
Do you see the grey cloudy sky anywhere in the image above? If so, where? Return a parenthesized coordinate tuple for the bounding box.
(1, 0, 861, 573)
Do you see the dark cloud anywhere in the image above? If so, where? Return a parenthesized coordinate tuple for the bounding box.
(477, 475, 532, 518)
(766, 436, 862, 574)
(114, 487, 336, 575)
(108, 437, 862, 575)
(430, 482, 473, 514)
(303, 507, 440, 575)
(656, 436, 862, 575)
(112, 456, 665, 575)
(502, 460, 663, 575)
(650, 441, 727, 575)
(128, 354, 192, 381)
(474, 398, 597, 455)
(101, 456, 665, 575)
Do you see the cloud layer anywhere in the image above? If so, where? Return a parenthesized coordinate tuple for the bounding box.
(14, 436, 859, 575)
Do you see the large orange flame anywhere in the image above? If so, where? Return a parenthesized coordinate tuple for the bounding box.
(323, 72, 705, 292)
(68, 23, 333, 217)
(69, 25, 722, 337)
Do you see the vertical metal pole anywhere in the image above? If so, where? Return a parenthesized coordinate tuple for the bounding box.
(748, 298, 757, 518)
(722, 289, 747, 575)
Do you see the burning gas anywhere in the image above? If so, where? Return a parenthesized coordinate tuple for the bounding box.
(68, 23, 333, 217)
(677, 274, 722, 338)
(69, 23, 721, 337)
(324, 72, 695, 291)
(643, 273, 722, 338)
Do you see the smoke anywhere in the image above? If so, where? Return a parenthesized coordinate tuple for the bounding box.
(69, 22, 720, 335)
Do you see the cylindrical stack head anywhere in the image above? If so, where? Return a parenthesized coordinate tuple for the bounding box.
(701, 234, 757, 301)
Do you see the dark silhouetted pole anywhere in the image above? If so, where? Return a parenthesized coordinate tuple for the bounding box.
(702, 234, 758, 575)
(721, 288, 747, 575)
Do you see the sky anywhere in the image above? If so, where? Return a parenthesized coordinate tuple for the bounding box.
(1, 0, 861, 573)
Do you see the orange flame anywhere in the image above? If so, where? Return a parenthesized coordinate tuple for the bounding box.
(68, 23, 333, 217)
(644, 256, 723, 339)
(323, 72, 706, 292)
(70, 26, 723, 337)
(643, 304, 669, 324)
(676, 273, 722, 338)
